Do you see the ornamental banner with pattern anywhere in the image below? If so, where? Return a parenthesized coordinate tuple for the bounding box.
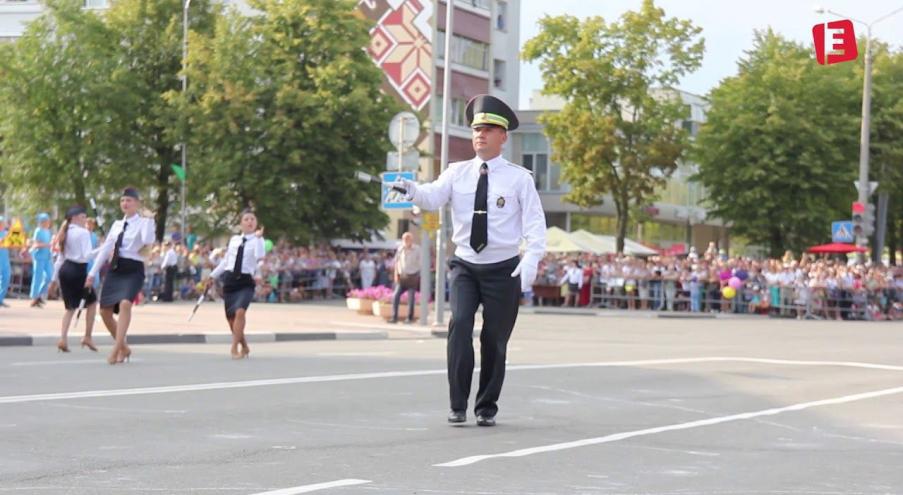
(358, 0, 433, 113)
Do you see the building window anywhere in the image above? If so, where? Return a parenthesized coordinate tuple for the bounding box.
(522, 154, 548, 192)
(449, 98, 467, 127)
(84, 0, 108, 7)
(435, 97, 468, 128)
(493, 59, 505, 89)
(437, 31, 489, 71)
(496, 1, 507, 31)
(457, 0, 491, 10)
(549, 162, 563, 191)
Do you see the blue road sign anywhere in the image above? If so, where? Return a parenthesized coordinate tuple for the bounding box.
(381, 171, 415, 210)
(832, 221, 854, 243)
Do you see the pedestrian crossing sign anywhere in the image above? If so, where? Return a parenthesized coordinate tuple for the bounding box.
(832, 221, 854, 243)
(381, 171, 415, 210)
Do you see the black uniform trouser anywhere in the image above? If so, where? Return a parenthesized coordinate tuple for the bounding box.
(162, 266, 177, 302)
(447, 255, 520, 418)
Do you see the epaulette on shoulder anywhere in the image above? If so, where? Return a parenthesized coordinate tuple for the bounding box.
(505, 161, 534, 175)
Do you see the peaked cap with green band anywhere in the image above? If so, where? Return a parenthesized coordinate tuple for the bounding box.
(465, 94, 519, 131)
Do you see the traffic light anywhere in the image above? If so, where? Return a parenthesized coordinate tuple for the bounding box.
(852, 201, 875, 237)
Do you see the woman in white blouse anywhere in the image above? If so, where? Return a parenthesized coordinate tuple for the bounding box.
(53, 206, 99, 353)
(86, 187, 156, 365)
(205, 209, 265, 359)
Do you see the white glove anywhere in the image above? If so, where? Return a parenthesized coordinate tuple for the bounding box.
(387, 179, 417, 200)
(510, 258, 538, 293)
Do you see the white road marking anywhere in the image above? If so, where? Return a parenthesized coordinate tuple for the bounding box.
(0, 369, 446, 405)
(249, 479, 371, 494)
(47, 402, 187, 414)
(434, 384, 903, 467)
(315, 352, 395, 357)
(10, 359, 142, 367)
(1, 356, 902, 405)
(287, 418, 428, 432)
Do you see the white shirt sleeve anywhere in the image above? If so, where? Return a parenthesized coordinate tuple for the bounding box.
(252, 237, 266, 277)
(410, 165, 456, 211)
(141, 217, 156, 246)
(88, 222, 119, 278)
(518, 174, 547, 267)
(209, 237, 234, 279)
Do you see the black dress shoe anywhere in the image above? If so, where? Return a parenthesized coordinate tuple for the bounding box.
(447, 410, 466, 423)
(476, 415, 495, 427)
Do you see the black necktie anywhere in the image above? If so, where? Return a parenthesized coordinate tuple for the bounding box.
(232, 236, 247, 277)
(470, 163, 489, 253)
(111, 221, 128, 270)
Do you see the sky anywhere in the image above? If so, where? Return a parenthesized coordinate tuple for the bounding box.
(518, 0, 903, 109)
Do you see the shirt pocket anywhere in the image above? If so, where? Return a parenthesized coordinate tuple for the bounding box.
(488, 187, 517, 219)
(451, 182, 476, 220)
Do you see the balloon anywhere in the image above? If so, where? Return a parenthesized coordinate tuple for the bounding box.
(728, 276, 742, 289)
(722, 286, 736, 299)
(264, 239, 274, 253)
(736, 269, 749, 281)
(719, 270, 731, 281)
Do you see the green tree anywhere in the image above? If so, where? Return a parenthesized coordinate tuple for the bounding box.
(522, 0, 704, 253)
(0, 0, 135, 212)
(174, 0, 397, 243)
(104, 0, 219, 240)
(693, 30, 861, 257)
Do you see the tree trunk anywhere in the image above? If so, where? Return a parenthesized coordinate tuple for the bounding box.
(615, 196, 628, 254)
(887, 197, 897, 266)
(73, 172, 86, 209)
(154, 162, 171, 242)
(769, 228, 783, 259)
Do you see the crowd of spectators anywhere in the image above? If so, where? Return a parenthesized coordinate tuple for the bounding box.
(533, 243, 903, 321)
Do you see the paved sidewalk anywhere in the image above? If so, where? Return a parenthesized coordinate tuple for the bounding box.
(0, 298, 435, 346)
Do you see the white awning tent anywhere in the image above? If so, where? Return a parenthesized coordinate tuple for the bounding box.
(544, 226, 596, 253)
(331, 234, 399, 251)
(543, 228, 658, 257)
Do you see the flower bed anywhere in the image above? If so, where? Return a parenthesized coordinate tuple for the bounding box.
(346, 286, 394, 315)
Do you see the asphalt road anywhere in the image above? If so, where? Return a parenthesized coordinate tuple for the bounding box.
(2, 313, 903, 494)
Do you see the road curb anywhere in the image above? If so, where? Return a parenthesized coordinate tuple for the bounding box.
(0, 330, 388, 347)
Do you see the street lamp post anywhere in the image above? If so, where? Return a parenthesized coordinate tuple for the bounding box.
(434, 2, 454, 327)
(815, 5, 903, 258)
(180, 0, 192, 244)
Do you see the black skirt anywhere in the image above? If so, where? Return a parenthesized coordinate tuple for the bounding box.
(59, 260, 98, 310)
(222, 271, 255, 318)
(100, 258, 145, 314)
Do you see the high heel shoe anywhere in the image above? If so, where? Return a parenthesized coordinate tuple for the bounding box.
(230, 343, 242, 360)
(117, 346, 132, 364)
(80, 339, 98, 352)
(57, 340, 70, 353)
(107, 349, 119, 365)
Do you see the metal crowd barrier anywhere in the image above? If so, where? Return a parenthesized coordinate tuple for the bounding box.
(571, 282, 902, 321)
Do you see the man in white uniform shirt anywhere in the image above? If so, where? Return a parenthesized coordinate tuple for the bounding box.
(391, 94, 546, 427)
(160, 241, 179, 302)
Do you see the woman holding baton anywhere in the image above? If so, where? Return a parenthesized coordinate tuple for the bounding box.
(206, 209, 265, 359)
(87, 187, 156, 365)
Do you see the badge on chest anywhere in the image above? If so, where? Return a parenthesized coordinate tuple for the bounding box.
(496, 196, 506, 208)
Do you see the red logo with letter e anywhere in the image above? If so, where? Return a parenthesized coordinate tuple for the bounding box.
(813, 20, 858, 65)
